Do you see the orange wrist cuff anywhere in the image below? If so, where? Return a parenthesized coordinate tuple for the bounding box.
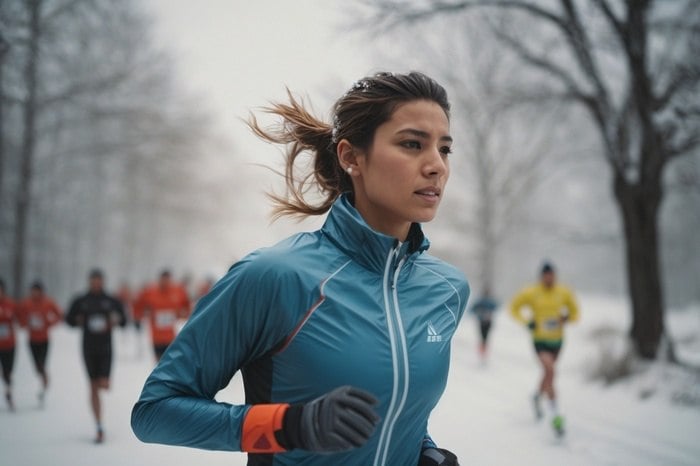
(241, 403, 289, 453)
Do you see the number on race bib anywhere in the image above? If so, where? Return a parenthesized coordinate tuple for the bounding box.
(29, 314, 44, 330)
(544, 318, 561, 330)
(155, 310, 176, 328)
(88, 315, 108, 333)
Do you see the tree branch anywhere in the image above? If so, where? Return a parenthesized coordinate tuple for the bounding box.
(362, 0, 568, 32)
(488, 24, 586, 100)
(668, 134, 700, 159)
(654, 64, 700, 112)
(591, 0, 625, 38)
(37, 70, 132, 109)
(559, 0, 611, 113)
(41, 0, 96, 25)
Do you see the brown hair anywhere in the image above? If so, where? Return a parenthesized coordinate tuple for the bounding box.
(248, 71, 450, 219)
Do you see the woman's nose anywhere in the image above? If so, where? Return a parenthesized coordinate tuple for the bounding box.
(424, 147, 448, 176)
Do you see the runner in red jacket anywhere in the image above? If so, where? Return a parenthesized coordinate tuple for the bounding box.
(0, 279, 18, 411)
(133, 270, 190, 361)
(17, 281, 62, 405)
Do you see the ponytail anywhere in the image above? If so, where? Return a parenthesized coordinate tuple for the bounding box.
(247, 90, 351, 219)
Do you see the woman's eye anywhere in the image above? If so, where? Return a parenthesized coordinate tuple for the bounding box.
(440, 146, 452, 156)
(402, 140, 421, 150)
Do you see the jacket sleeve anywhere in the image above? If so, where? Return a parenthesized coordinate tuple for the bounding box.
(15, 301, 26, 327)
(421, 433, 438, 451)
(9, 299, 18, 323)
(132, 289, 146, 321)
(113, 296, 128, 327)
(49, 300, 63, 325)
(563, 287, 580, 323)
(181, 287, 192, 318)
(509, 289, 530, 325)
(131, 253, 297, 451)
(64, 297, 82, 327)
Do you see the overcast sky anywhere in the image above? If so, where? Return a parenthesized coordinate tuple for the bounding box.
(144, 1, 377, 139)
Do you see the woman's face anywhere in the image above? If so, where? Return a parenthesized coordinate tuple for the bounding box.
(350, 99, 451, 240)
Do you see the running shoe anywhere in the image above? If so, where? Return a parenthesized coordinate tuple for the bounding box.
(552, 415, 565, 436)
(95, 427, 105, 444)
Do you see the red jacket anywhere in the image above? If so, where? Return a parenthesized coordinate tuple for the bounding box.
(18, 296, 63, 343)
(134, 284, 190, 345)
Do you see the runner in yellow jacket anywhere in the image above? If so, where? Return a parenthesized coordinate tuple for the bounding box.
(510, 262, 579, 436)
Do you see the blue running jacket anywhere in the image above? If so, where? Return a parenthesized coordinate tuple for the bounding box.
(131, 194, 470, 465)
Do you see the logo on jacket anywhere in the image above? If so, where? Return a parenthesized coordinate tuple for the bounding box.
(427, 321, 442, 343)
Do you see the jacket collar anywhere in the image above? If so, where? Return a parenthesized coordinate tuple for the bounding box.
(321, 193, 430, 272)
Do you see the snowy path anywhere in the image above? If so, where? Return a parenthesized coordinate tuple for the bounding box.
(1, 295, 699, 465)
(436, 302, 700, 466)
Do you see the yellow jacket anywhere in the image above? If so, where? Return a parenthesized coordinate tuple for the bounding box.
(509, 283, 579, 343)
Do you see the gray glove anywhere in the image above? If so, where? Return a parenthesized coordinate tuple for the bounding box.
(278, 385, 380, 452)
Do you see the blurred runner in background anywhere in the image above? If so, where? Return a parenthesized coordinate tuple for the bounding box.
(469, 287, 498, 363)
(17, 280, 62, 406)
(133, 269, 190, 362)
(0, 279, 18, 411)
(510, 261, 580, 436)
(66, 269, 127, 443)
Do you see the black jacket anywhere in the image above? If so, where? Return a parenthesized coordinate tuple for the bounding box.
(66, 291, 127, 350)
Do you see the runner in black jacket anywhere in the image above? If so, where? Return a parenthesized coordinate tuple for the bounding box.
(66, 269, 127, 443)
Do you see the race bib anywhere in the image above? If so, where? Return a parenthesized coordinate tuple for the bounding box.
(0, 323, 10, 339)
(88, 314, 108, 333)
(29, 314, 44, 330)
(544, 318, 561, 331)
(155, 310, 176, 329)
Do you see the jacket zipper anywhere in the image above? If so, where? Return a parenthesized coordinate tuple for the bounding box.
(374, 246, 409, 466)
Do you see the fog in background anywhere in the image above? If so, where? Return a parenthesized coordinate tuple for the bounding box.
(1, 0, 698, 313)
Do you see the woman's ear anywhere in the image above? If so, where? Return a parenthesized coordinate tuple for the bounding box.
(337, 139, 359, 175)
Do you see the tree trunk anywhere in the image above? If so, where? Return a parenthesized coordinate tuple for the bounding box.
(614, 173, 664, 359)
(0, 40, 6, 207)
(12, 0, 41, 298)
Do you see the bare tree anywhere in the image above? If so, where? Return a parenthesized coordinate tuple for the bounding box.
(0, 0, 229, 300)
(363, 0, 700, 359)
(443, 22, 568, 295)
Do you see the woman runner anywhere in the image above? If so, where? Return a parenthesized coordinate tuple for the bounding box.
(132, 71, 469, 466)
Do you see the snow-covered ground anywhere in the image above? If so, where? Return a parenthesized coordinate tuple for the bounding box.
(1, 294, 699, 465)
